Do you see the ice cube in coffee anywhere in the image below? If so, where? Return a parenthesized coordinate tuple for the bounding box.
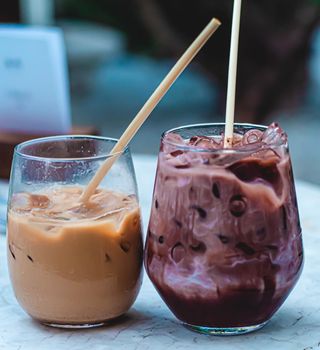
(145, 123, 303, 335)
(7, 136, 143, 328)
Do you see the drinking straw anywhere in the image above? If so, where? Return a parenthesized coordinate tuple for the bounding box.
(224, 0, 242, 148)
(80, 18, 221, 202)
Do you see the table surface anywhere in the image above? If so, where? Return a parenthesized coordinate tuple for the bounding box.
(0, 155, 319, 350)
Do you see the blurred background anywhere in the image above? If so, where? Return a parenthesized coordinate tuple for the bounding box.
(1, 0, 320, 184)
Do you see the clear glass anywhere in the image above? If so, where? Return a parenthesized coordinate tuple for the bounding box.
(7, 136, 143, 328)
(145, 123, 303, 335)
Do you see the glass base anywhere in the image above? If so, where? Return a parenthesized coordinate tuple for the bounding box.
(184, 321, 268, 336)
(42, 321, 107, 329)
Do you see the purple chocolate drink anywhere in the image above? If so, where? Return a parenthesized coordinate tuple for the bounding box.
(145, 123, 303, 335)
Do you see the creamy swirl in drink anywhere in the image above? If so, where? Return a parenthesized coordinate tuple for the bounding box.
(8, 186, 143, 326)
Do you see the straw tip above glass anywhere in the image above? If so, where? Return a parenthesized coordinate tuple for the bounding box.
(211, 18, 222, 27)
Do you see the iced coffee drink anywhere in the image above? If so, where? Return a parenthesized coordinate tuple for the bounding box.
(7, 136, 143, 328)
(145, 123, 303, 335)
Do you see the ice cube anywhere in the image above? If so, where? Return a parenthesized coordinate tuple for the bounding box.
(11, 193, 32, 212)
(262, 123, 287, 146)
(210, 152, 250, 167)
(29, 194, 50, 209)
(163, 133, 186, 153)
(242, 129, 264, 145)
(188, 135, 222, 150)
(251, 148, 281, 160)
(165, 132, 185, 144)
(229, 133, 244, 148)
(228, 156, 282, 195)
(166, 153, 190, 169)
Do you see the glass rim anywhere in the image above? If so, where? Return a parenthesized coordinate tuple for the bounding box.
(161, 122, 287, 153)
(14, 135, 128, 162)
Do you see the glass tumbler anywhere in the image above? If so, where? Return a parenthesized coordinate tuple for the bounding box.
(145, 123, 303, 335)
(7, 136, 143, 328)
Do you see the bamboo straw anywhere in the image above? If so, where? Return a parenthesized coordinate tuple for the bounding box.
(80, 18, 221, 203)
(224, 0, 242, 148)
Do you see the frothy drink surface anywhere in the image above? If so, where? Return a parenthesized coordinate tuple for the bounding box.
(145, 124, 303, 328)
(8, 187, 143, 325)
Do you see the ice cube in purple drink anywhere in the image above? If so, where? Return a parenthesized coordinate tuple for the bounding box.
(262, 123, 287, 146)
